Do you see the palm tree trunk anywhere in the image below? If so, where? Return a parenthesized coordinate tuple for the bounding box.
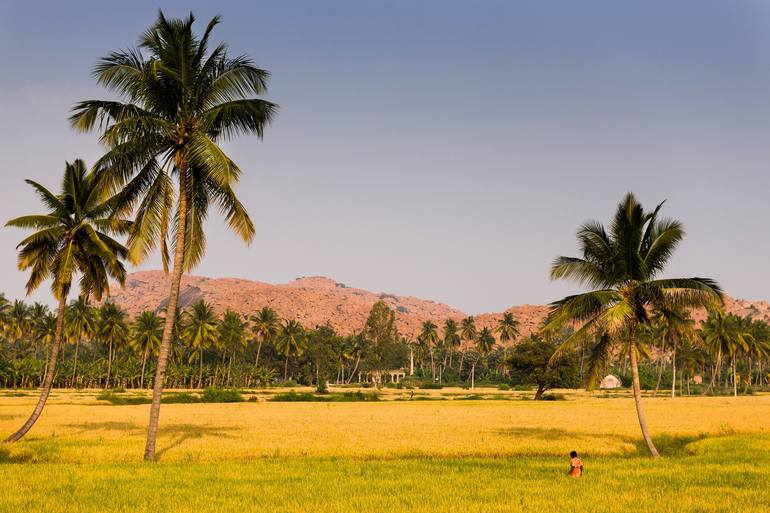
(72, 329, 82, 388)
(346, 355, 361, 384)
(227, 355, 233, 386)
(629, 324, 660, 458)
(471, 362, 476, 390)
(732, 355, 737, 397)
(106, 341, 113, 389)
(5, 294, 67, 442)
(284, 356, 289, 381)
(198, 348, 203, 389)
(409, 347, 414, 376)
(144, 166, 188, 462)
(671, 345, 676, 399)
(255, 338, 263, 367)
(140, 351, 147, 389)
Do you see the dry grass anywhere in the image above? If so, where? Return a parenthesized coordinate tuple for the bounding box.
(0, 388, 767, 462)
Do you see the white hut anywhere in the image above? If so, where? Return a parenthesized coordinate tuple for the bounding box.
(599, 374, 622, 389)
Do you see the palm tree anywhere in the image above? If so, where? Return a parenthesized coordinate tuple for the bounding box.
(418, 321, 439, 380)
(652, 306, 696, 398)
(7, 300, 30, 357)
(4, 159, 128, 442)
(544, 193, 722, 457)
(71, 12, 277, 460)
(180, 300, 219, 388)
(275, 320, 306, 381)
(130, 311, 163, 388)
(97, 302, 129, 388)
(459, 316, 477, 373)
(65, 297, 96, 387)
(249, 306, 280, 367)
(218, 310, 247, 386)
(442, 319, 461, 370)
(497, 312, 520, 345)
(472, 327, 495, 390)
(702, 311, 751, 397)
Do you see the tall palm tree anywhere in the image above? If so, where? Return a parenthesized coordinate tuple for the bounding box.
(65, 297, 96, 387)
(275, 320, 306, 381)
(470, 327, 495, 390)
(4, 159, 128, 442)
(130, 311, 164, 388)
(418, 320, 439, 380)
(97, 302, 129, 388)
(249, 306, 280, 367)
(180, 300, 219, 388)
(652, 306, 697, 398)
(218, 310, 247, 385)
(496, 312, 520, 345)
(701, 311, 751, 397)
(71, 12, 277, 460)
(7, 300, 31, 357)
(544, 193, 722, 457)
(442, 319, 461, 370)
(459, 316, 477, 373)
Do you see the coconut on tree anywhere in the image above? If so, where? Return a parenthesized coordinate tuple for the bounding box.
(70, 12, 277, 460)
(4, 159, 129, 442)
(543, 193, 722, 457)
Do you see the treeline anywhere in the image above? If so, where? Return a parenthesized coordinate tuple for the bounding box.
(1, 293, 768, 394)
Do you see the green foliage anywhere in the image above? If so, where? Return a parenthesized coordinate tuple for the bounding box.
(506, 336, 580, 399)
(201, 388, 243, 403)
(269, 391, 380, 402)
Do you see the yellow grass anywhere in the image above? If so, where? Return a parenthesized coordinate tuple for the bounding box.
(0, 388, 767, 463)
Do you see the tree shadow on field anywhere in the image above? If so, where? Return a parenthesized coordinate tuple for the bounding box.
(0, 414, 21, 421)
(64, 421, 142, 435)
(630, 433, 709, 457)
(156, 424, 240, 460)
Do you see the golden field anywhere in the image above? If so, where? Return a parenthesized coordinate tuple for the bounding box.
(1, 389, 769, 513)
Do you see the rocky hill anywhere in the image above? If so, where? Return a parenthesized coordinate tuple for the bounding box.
(107, 271, 770, 341)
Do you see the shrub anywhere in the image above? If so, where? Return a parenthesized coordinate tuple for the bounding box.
(419, 383, 443, 390)
(497, 383, 511, 391)
(201, 388, 243, 403)
(269, 391, 380, 402)
(540, 393, 567, 401)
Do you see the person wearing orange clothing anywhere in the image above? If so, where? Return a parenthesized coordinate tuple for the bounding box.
(568, 451, 583, 478)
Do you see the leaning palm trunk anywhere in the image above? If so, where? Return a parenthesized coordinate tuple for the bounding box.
(140, 351, 147, 389)
(72, 330, 82, 388)
(144, 171, 188, 462)
(732, 355, 738, 397)
(671, 345, 676, 399)
(630, 326, 660, 457)
(255, 338, 264, 367)
(5, 296, 67, 442)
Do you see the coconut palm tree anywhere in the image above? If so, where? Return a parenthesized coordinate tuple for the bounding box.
(97, 302, 129, 388)
(497, 312, 520, 345)
(65, 297, 96, 387)
(6, 300, 31, 357)
(180, 300, 219, 388)
(249, 306, 280, 368)
(442, 319, 461, 370)
(544, 193, 722, 457)
(71, 12, 277, 460)
(459, 316, 477, 373)
(652, 306, 697, 398)
(218, 310, 247, 386)
(418, 321, 440, 380)
(4, 159, 128, 442)
(702, 311, 751, 397)
(130, 311, 163, 388)
(275, 320, 306, 381)
(470, 327, 495, 390)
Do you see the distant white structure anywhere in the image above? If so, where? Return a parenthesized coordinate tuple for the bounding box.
(599, 374, 622, 389)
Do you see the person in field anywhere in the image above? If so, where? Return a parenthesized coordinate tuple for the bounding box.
(568, 451, 583, 478)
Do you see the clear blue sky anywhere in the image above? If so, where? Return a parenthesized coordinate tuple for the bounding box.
(1, 1, 769, 313)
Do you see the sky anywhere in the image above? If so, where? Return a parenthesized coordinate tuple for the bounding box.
(1, 1, 769, 314)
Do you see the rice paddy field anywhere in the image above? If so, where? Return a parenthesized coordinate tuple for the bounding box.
(1, 388, 768, 512)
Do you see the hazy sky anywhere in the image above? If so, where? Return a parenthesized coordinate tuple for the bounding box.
(1, 1, 769, 314)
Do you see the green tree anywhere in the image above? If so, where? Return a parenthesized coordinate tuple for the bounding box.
(218, 310, 247, 386)
(130, 311, 163, 388)
(4, 160, 128, 442)
(442, 319, 461, 370)
(71, 12, 277, 460)
(65, 297, 96, 387)
(275, 320, 306, 381)
(506, 336, 580, 399)
(701, 311, 751, 397)
(470, 327, 495, 389)
(97, 302, 129, 388)
(651, 306, 696, 398)
(362, 301, 401, 375)
(181, 300, 219, 388)
(544, 193, 722, 457)
(418, 320, 439, 380)
(249, 306, 280, 367)
(459, 316, 477, 374)
(496, 312, 520, 345)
